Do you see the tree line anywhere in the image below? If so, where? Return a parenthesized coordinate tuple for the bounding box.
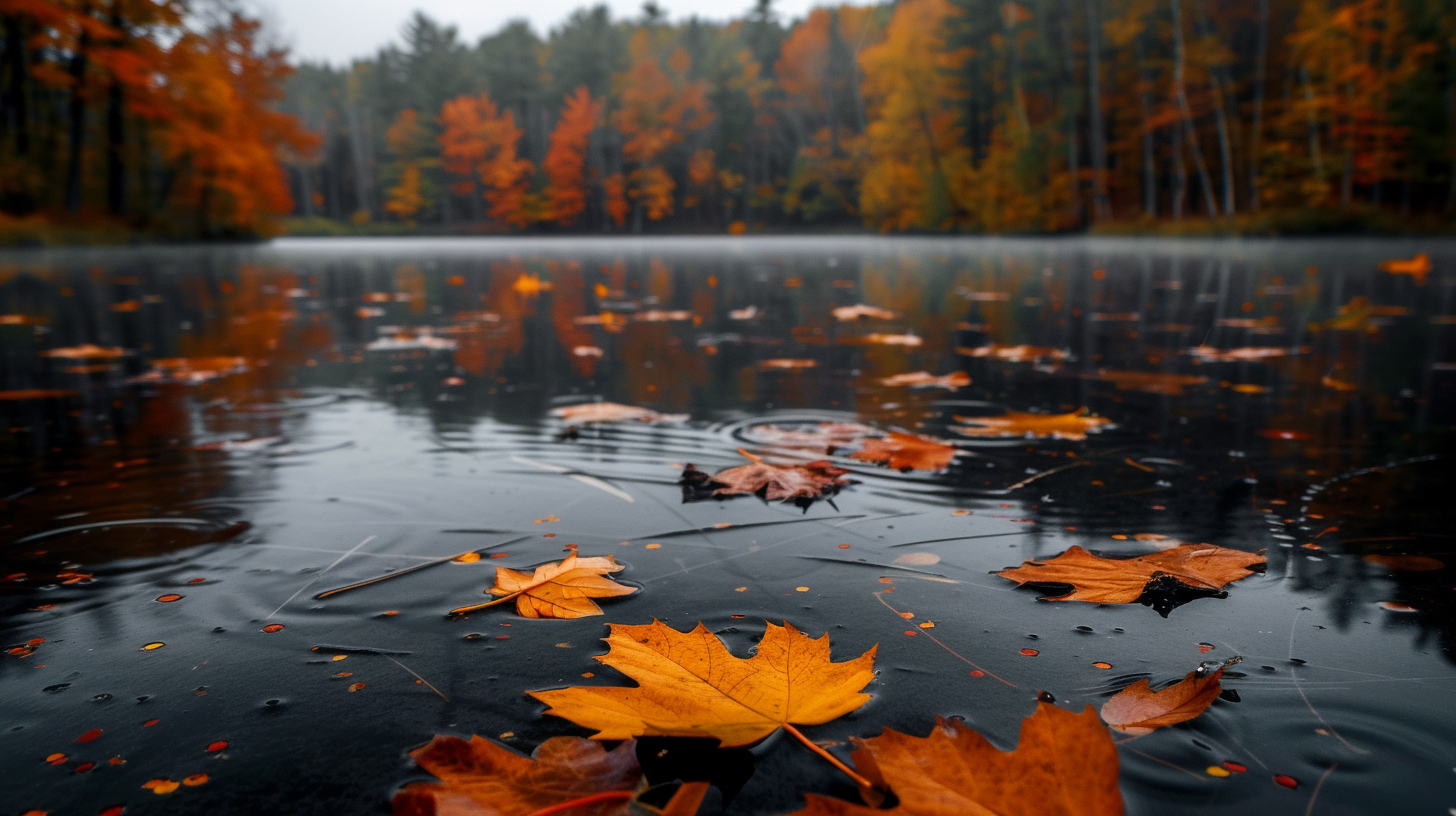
(0, 0, 317, 239)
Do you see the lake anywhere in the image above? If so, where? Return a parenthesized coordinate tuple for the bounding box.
(1, 235, 1453, 815)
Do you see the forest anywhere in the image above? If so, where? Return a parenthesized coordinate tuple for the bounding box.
(2, 0, 1455, 239)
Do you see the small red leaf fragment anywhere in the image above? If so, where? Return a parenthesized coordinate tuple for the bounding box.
(1205, 765, 1230, 777)
(1092, 662, 1113, 669)
(45, 752, 67, 765)
(1273, 774, 1299, 789)
(1020, 648, 1040, 656)
(206, 741, 228, 753)
(1198, 642, 1214, 653)
(155, 594, 182, 603)
(1222, 761, 1247, 773)
(183, 774, 209, 786)
(75, 762, 95, 773)
(261, 624, 284, 633)
(75, 728, 103, 744)
(142, 719, 159, 728)
(969, 670, 984, 677)
(109, 757, 125, 765)
(143, 778, 179, 794)
(187, 578, 207, 584)
(140, 642, 163, 651)
(348, 682, 365, 692)
(98, 808, 125, 816)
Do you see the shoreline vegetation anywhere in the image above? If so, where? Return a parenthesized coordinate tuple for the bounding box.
(2, 0, 1454, 246)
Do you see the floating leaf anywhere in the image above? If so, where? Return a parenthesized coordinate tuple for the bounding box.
(878, 371, 970, 389)
(39, 345, 128, 360)
(850, 432, 958, 472)
(954, 410, 1113, 441)
(681, 454, 849, 505)
(995, 544, 1265, 611)
(528, 619, 877, 748)
(1186, 346, 1300, 362)
(143, 778, 180, 794)
(759, 358, 818, 370)
(451, 554, 637, 618)
(958, 344, 1068, 363)
(832, 304, 898, 321)
(742, 422, 880, 453)
(862, 333, 922, 347)
(1101, 659, 1239, 735)
(788, 703, 1122, 816)
(1379, 253, 1430, 285)
(391, 734, 640, 816)
(550, 402, 688, 425)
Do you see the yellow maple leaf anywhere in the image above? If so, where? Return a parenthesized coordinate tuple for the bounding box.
(451, 554, 638, 618)
(529, 620, 877, 748)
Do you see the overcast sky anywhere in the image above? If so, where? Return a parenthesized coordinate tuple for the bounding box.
(250, 0, 843, 66)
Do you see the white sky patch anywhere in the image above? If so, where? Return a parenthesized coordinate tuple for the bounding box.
(250, 0, 860, 66)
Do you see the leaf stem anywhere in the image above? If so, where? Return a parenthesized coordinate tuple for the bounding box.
(782, 723, 876, 791)
(522, 790, 634, 816)
(449, 591, 520, 616)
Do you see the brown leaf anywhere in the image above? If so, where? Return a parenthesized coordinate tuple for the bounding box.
(529, 620, 876, 748)
(789, 702, 1123, 816)
(953, 410, 1112, 441)
(1101, 660, 1237, 735)
(995, 544, 1265, 604)
(832, 304, 898, 321)
(850, 432, 958, 472)
(681, 453, 849, 504)
(392, 734, 640, 816)
(878, 371, 970, 389)
(454, 554, 637, 618)
(551, 402, 688, 424)
(958, 344, 1068, 363)
(743, 422, 881, 454)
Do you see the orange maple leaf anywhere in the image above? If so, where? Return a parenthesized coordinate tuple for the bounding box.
(995, 544, 1265, 607)
(953, 410, 1112, 440)
(392, 734, 640, 816)
(451, 554, 638, 618)
(850, 432, 958, 472)
(1100, 659, 1239, 736)
(529, 620, 877, 748)
(789, 702, 1123, 815)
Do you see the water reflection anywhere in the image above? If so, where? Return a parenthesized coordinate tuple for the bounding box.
(0, 236, 1453, 813)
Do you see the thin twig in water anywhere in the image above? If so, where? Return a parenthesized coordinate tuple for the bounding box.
(1004, 461, 1089, 492)
(315, 535, 529, 600)
(873, 592, 1015, 687)
(268, 535, 376, 618)
(1288, 610, 1369, 755)
(1302, 763, 1338, 816)
(782, 723, 876, 790)
(1122, 746, 1205, 780)
(382, 655, 449, 701)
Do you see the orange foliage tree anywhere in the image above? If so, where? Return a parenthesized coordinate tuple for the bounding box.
(542, 87, 602, 226)
(438, 92, 535, 228)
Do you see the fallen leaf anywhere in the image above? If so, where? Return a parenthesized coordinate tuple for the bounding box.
(681, 454, 850, 505)
(954, 410, 1113, 441)
(878, 372, 971, 389)
(743, 422, 881, 453)
(850, 432, 958, 472)
(39, 344, 128, 360)
(393, 734, 640, 816)
(789, 703, 1122, 815)
(995, 544, 1265, 607)
(1101, 658, 1239, 735)
(138, 357, 249, 384)
(1185, 346, 1300, 362)
(759, 358, 818, 370)
(529, 619, 876, 747)
(1092, 369, 1208, 395)
(636, 309, 694, 322)
(832, 304, 898, 321)
(454, 554, 638, 618)
(958, 344, 1068, 363)
(550, 402, 687, 425)
(1379, 252, 1430, 285)
(863, 333, 922, 347)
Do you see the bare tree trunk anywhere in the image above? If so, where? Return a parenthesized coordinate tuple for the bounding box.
(1301, 67, 1324, 180)
(1247, 0, 1268, 212)
(1086, 0, 1110, 221)
(344, 69, 373, 219)
(65, 2, 93, 213)
(105, 2, 126, 217)
(1172, 126, 1186, 219)
(1170, 0, 1218, 217)
(1194, 0, 1235, 216)
(1136, 32, 1156, 217)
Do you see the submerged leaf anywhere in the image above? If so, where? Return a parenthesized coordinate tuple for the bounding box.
(460, 554, 638, 619)
(551, 402, 688, 425)
(850, 432, 958, 472)
(1101, 659, 1238, 735)
(529, 620, 877, 748)
(954, 410, 1112, 441)
(392, 734, 640, 816)
(790, 702, 1122, 815)
(995, 544, 1265, 607)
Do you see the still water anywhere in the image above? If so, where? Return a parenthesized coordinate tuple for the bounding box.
(0, 236, 1453, 814)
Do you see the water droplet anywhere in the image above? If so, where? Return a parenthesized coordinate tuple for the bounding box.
(1037, 691, 1056, 703)
(91, 693, 112, 703)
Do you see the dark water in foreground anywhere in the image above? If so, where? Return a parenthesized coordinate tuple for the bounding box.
(0, 235, 1453, 815)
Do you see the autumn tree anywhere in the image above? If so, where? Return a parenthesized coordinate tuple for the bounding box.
(542, 87, 602, 226)
(438, 92, 535, 228)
